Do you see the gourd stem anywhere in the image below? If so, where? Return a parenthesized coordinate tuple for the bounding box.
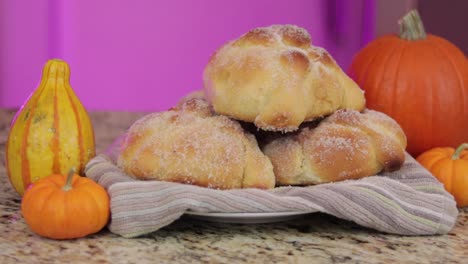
(452, 143, 468, 160)
(398, 9, 427, 40)
(62, 168, 75, 191)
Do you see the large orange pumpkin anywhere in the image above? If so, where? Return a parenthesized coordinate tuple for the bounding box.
(348, 10, 468, 157)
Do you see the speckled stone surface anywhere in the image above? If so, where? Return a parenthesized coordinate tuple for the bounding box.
(0, 109, 467, 264)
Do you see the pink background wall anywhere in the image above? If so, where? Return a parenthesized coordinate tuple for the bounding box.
(0, 0, 374, 112)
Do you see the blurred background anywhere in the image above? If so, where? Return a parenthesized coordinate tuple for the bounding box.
(0, 0, 466, 112)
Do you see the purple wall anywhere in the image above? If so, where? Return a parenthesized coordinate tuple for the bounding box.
(0, 0, 375, 112)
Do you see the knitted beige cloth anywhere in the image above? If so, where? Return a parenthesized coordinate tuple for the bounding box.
(85, 143, 458, 238)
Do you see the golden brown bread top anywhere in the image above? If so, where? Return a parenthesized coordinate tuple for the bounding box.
(117, 98, 275, 190)
(262, 109, 407, 185)
(203, 24, 365, 132)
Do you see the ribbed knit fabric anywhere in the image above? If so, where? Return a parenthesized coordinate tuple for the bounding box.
(85, 153, 458, 238)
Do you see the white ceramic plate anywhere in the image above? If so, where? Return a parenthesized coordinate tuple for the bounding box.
(184, 211, 311, 224)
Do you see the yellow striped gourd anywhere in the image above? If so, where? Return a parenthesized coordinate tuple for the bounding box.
(6, 59, 95, 196)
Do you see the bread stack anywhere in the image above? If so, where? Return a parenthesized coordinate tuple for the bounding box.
(117, 25, 407, 189)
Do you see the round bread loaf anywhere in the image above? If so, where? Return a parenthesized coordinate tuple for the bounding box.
(117, 98, 275, 190)
(262, 109, 407, 185)
(203, 24, 366, 132)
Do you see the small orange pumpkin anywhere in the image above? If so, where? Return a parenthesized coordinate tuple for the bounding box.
(21, 170, 110, 239)
(416, 143, 468, 207)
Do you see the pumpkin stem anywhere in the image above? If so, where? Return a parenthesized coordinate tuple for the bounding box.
(62, 168, 76, 191)
(398, 9, 427, 40)
(452, 143, 468, 160)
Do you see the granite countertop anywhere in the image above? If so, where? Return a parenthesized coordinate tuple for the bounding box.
(0, 109, 466, 264)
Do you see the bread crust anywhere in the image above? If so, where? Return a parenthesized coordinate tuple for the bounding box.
(117, 98, 275, 190)
(203, 25, 366, 132)
(262, 109, 407, 185)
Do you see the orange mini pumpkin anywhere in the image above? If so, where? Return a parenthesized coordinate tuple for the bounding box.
(416, 143, 468, 207)
(348, 10, 468, 157)
(21, 170, 110, 239)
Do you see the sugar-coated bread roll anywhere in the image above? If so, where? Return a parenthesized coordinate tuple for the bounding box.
(178, 89, 205, 104)
(262, 109, 407, 185)
(117, 98, 275, 190)
(203, 24, 366, 132)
